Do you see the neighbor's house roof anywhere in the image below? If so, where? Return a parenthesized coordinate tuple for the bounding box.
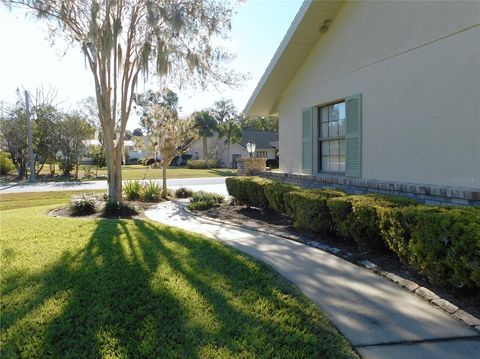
(244, 0, 344, 116)
(240, 130, 279, 150)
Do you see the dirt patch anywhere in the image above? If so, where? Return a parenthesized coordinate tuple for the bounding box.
(195, 204, 480, 318)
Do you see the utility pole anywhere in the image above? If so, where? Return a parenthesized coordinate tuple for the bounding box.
(25, 90, 36, 183)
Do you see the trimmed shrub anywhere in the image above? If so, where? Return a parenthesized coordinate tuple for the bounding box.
(123, 180, 142, 201)
(188, 191, 224, 211)
(226, 176, 273, 209)
(175, 187, 194, 198)
(379, 205, 480, 289)
(103, 200, 137, 217)
(284, 189, 346, 233)
(188, 199, 217, 211)
(187, 159, 218, 169)
(264, 182, 299, 214)
(191, 191, 224, 204)
(140, 180, 162, 202)
(327, 194, 416, 249)
(0, 152, 15, 175)
(70, 194, 96, 215)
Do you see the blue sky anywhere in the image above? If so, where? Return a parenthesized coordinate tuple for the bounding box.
(0, 0, 303, 129)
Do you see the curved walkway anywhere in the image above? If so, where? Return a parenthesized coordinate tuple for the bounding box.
(145, 201, 480, 359)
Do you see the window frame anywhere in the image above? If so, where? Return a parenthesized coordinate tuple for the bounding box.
(318, 100, 347, 175)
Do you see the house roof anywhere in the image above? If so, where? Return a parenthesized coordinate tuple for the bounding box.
(244, 0, 344, 116)
(240, 130, 279, 150)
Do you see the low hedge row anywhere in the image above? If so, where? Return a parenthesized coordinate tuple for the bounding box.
(226, 176, 480, 289)
(285, 189, 346, 233)
(187, 160, 218, 169)
(226, 176, 273, 208)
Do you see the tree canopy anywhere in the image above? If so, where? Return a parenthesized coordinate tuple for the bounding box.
(8, 0, 241, 201)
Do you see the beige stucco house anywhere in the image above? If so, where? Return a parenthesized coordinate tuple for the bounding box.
(183, 130, 278, 168)
(245, 0, 480, 205)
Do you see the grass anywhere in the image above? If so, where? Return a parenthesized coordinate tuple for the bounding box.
(1, 165, 236, 183)
(0, 193, 358, 358)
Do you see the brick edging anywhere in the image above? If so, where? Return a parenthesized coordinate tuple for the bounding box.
(257, 171, 480, 206)
(182, 201, 480, 333)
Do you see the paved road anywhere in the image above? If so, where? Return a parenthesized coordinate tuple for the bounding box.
(145, 201, 480, 359)
(0, 177, 229, 196)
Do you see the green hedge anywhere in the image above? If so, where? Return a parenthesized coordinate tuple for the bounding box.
(226, 176, 273, 208)
(187, 160, 218, 169)
(284, 189, 346, 233)
(380, 206, 480, 289)
(264, 182, 300, 214)
(225, 176, 480, 289)
(327, 194, 415, 249)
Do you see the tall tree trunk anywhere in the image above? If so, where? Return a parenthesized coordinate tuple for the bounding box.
(226, 141, 231, 168)
(49, 163, 55, 176)
(203, 136, 210, 169)
(162, 159, 168, 199)
(74, 162, 79, 179)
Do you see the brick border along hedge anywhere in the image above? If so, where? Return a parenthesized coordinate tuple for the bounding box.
(225, 176, 480, 290)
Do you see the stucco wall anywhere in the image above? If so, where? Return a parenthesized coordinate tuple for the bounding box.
(185, 135, 249, 167)
(278, 0, 480, 189)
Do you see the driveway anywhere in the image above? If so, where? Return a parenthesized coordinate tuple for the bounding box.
(0, 177, 229, 196)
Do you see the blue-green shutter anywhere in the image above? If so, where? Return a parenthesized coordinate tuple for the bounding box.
(302, 107, 313, 173)
(345, 94, 362, 178)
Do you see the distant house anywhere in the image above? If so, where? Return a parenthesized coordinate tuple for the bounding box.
(183, 129, 279, 168)
(245, 0, 480, 205)
(83, 137, 145, 164)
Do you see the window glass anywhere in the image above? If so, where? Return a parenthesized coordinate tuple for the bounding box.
(321, 123, 329, 138)
(329, 121, 339, 137)
(318, 101, 346, 173)
(339, 139, 346, 156)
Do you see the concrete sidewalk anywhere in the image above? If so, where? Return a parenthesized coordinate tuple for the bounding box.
(0, 177, 229, 196)
(145, 201, 480, 358)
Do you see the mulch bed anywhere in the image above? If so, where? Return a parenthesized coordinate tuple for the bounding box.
(196, 204, 480, 318)
(49, 201, 155, 219)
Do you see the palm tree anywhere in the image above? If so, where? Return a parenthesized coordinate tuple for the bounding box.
(218, 120, 242, 168)
(193, 111, 218, 168)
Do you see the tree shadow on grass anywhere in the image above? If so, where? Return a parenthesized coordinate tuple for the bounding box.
(1, 218, 356, 358)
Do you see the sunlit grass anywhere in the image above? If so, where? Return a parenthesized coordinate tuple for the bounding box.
(0, 193, 357, 358)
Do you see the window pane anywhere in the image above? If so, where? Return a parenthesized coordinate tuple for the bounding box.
(329, 156, 340, 172)
(321, 156, 329, 171)
(338, 102, 345, 121)
(329, 121, 338, 137)
(339, 155, 346, 172)
(321, 141, 329, 156)
(338, 117, 346, 136)
(321, 123, 329, 138)
(330, 140, 339, 156)
(320, 106, 329, 122)
(329, 104, 339, 122)
(339, 139, 346, 155)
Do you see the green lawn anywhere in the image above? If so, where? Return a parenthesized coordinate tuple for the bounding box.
(0, 192, 357, 358)
(20, 165, 235, 182)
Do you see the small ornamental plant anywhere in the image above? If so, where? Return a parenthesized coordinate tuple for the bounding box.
(70, 193, 97, 215)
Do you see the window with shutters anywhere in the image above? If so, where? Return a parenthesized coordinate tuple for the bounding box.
(318, 101, 346, 173)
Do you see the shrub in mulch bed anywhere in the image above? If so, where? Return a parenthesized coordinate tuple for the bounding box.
(70, 194, 97, 215)
(327, 194, 415, 250)
(379, 205, 480, 289)
(284, 189, 346, 233)
(226, 176, 273, 209)
(226, 176, 480, 290)
(187, 191, 224, 211)
(103, 200, 138, 217)
(264, 182, 299, 214)
(175, 187, 194, 198)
